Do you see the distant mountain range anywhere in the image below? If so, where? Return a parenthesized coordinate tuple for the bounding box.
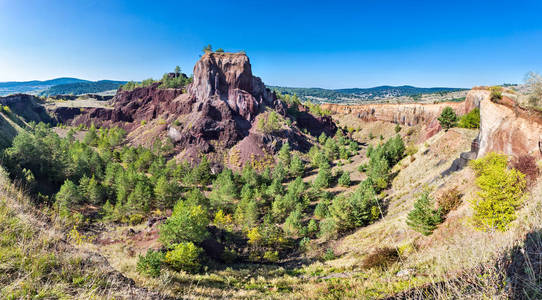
(269, 85, 467, 103)
(0, 77, 126, 96)
(0, 77, 465, 103)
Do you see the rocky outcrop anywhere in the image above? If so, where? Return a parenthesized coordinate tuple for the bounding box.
(322, 100, 473, 141)
(72, 52, 333, 165)
(477, 92, 542, 159)
(0, 94, 54, 124)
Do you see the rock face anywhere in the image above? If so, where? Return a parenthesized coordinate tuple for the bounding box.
(0, 94, 53, 124)
(477, 92, 542, 159)
(321, 100, 473, 141)
(72, 52, 334, 165)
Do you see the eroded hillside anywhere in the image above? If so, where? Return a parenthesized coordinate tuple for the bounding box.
(1, 53, 542, 300)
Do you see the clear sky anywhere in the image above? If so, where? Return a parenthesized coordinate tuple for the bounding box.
(1, 0, 542, 88)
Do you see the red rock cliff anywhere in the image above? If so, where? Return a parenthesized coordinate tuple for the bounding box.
(321, 96, 477, 140)
(477, 91, 542, 159)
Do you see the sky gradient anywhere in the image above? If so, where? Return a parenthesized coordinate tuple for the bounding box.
(1, 0, 542, 88)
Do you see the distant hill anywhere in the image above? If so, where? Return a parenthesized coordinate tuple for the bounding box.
(0, 78, 89, 96)
(39, 80, 126, 96)
(0, 78, 126, 96)
(269, 85, 467, 103)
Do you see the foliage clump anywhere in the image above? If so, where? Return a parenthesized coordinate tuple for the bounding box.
(165, 242, 203, 273)
(436, 187, 462, 216)
(406, 191, 442, 236)
(438, 106, 458, 131)
(136, 250, 165, 278)
(469, 152, 526, 231)
(362, 247, 399, 269)
(458, 108, 480, 129)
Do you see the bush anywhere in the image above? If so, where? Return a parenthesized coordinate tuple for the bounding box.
(438, 107, 458, 131)
(257, 111, 282, 133)
(470, 153, 526, 231)
(329, 184, 378, 232)
(437, 187, 462, 216)
(263, 250, 279, 262)
(338, 171, 351, 187)
(159, 201, 209, 248)
(165, 242, 202, 273)
(394, 124, 402, 133)
(511, 155, 540, 186)
(406, 191, 442, 236)
(322, 248, 336, 261)
(458, 108, 480, 129)
(489, 86, 503, 102)
(289, 154, 305, 177)
(362, 247, 399, 269)
(313, 160, 332, 189)
(136, 250, 165, 277)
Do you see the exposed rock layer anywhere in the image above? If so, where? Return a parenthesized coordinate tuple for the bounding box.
(72, 53, 335, 165)
(478, 92, 542, 159)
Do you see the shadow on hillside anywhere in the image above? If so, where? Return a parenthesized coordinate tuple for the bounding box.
(505, 229, 542, 299)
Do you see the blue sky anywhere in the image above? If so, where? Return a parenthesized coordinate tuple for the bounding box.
(1, 0, 542, 88)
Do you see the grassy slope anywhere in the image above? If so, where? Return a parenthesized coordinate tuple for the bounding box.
(0, 170, 170, 299)
(4, 111, 542, 298)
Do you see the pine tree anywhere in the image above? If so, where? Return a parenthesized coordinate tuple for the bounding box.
(338, 171, 351, 187)
(289, 155, 305, 177)
(438, 107, 458, 131)
(278, 142, 291, 167)
(406, 191, 442, 236)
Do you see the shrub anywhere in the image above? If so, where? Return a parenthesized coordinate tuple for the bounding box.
(395, 124, 402, 133)
(322, 248, 336, 261)
(263, 250, 279, 262)
(257, 111, 282, 133)
(526, 71, 542, 108)
(136, 250, 165, 277)
(55, 180, 82, 210)
(438, 107, 458, 131)
(458, 108, 480, 129)
(511, 155, 540, 186)
(470, 153, 526, 231)
(165, 242, 202, 273)
(289, 154, 305, 177)
(159, 201, 209, 248)
(362, 247, 399, 269)
(314, 199, 330, 219)
(338, 171, 351, 187)
(405, 144, 418, 156)
(406, 191, 442, 236)
(436, 187, 462, 216)
(329, 184, 378, 232)
(313, 160, 332, 189)
(307, 219, 318, 235)
(489, 86, 503, 102)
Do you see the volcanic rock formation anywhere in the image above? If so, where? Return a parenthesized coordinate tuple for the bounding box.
(72, 52, 335, 165)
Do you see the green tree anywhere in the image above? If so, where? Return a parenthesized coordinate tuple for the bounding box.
(329, 184, 378, 232)
(174, 65, 181, 75)
(209, 168, 238, 211)
(338, 171, 351, 187)
(56, 179, 82, 209)
(159, 201, 209, 248)
(406, 191, 442, 236)
(154, 176, 177, 210)
(165, 242, 202, 273)
(469, 153, 526, 231)
(458, 108, 480, 129)
(289, 154, 305, 177)
(437, 107, 458, 131)
(313, 160, 332, 189)
(278, 143, 291, 167)
(203, 44, 213, 53)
